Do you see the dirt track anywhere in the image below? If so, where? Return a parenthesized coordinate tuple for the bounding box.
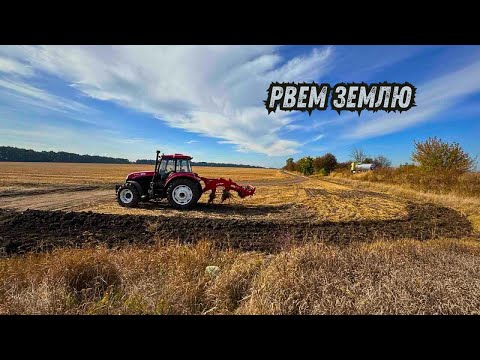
(0, 187, 113, 212)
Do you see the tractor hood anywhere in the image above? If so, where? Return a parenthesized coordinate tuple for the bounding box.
(126, 170, 155, 181)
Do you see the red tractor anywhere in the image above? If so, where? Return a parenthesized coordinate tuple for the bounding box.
(115, 151, 256, 209)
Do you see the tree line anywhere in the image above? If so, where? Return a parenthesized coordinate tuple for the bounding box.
(136, 159, 264, 168)
(284, 152, 392, 176)
(0, 146, 130, 164)
(284, 137, 476, 176)
(0, 146, 265, 168)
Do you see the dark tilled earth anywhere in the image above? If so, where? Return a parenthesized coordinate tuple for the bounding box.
(0, 201, 474, 255)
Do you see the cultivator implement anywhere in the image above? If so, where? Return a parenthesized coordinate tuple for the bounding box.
(200, 177, 256, 204)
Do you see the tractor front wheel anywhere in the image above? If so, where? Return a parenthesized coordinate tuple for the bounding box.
(117, 183, 140, 208)
(167, 179, 201, 209)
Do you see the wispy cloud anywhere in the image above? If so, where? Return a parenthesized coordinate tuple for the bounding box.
(0, 56, 34, 77)
(0, 45, 333, 156)
(346, 59, 480, 139)
(0, 78, 90, 115)
(302, 133, 325, 145)
(186, 140, 198, 144)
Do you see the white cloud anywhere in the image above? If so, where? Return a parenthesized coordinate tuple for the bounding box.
(310, 133, 325, 142)
(347, 59, 480, 139)
(0, 45, 333, 156)
(0, 56, 34, 76)
(186, 140, 198, 144)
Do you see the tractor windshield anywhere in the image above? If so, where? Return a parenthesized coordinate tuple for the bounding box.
(159, 159, 175, 173)
(176, 159, 192, 173)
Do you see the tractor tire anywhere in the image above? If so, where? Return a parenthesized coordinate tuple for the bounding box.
(166, 178, 201, 210)
(117, 183, 140, 208)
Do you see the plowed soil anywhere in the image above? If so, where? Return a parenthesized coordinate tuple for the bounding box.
(0, 201, 472, 255)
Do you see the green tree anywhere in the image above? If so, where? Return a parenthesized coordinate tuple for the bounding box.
(412, 137, 476, 174)
(284, 157, 296, 172)
(297, 156, 315, 175)
(313, 153, 338, 174)
(317, 168, 329, 176)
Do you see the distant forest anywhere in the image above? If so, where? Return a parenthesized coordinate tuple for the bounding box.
(135, 160, 263, 168)
(0, 146, 264, 168)
(0, 146, 130, 164)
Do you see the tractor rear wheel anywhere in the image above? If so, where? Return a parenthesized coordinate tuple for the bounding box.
(166, 178, 201, 209)
(117, 183, 140, 208)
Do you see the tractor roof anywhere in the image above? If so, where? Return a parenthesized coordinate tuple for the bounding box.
(162, 153, 192, 160)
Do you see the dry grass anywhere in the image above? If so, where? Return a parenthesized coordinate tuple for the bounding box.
(1, 238, 479, 314)
(331, 167, 480, 197)
(241, 239, 480, 314)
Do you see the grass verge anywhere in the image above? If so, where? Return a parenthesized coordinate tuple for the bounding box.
(1, 238, 479, 314)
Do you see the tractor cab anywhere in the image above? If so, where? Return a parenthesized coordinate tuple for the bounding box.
(156, 153, 194, 183)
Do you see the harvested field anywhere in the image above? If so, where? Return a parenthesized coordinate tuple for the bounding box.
(0, 162, 476, 256)
(0, 164, 408, 222)
(0, 162, 479, 314)
(0, 162, 288, 187)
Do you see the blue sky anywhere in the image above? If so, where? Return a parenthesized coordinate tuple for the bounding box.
(0, 45, 479, 168)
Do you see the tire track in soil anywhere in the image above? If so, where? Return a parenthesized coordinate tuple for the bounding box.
(0, 189, 114, 212)
(0, 185, 108, 198)
(0, 202, 473, 256)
